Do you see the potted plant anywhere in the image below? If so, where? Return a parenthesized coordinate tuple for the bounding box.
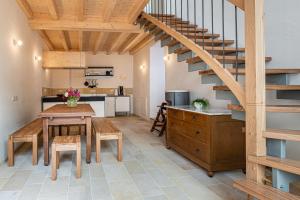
(192, 98, 209, 110)
(64, 88, 80, 107)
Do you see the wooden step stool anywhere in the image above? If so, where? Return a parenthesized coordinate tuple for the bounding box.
(151, 102, 167, 136)
(8, 118, 42, 167)
(92, 118, 123, 163)
(51, 135, 81, 180)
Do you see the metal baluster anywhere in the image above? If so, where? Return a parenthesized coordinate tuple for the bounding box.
(211, 0, 214, 57)
(222, 0, 225, 68)
(181, 0, 183, 33)
(158, 0, 160, 21)
(202, 0, 204, 49)
(194, 0, 196, 44)
(235, 6, 239, 81)
(166, 0, 168, 22)
(187, 0, 189, 39)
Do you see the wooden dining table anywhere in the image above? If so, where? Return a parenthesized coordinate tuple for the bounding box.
(40, 104, 95, 166)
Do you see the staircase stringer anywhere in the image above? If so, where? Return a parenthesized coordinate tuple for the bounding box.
(142, 12, 246, 108)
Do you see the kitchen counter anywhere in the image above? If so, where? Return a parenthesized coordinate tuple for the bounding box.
(42, 96, 105, 103)
(166, 105, 231, 116)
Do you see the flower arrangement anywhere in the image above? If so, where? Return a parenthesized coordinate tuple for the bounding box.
(64, 88, 80, 107)
(192, 98, 209, 110)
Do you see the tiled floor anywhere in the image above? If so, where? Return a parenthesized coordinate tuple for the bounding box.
(0, 116, 247, 200)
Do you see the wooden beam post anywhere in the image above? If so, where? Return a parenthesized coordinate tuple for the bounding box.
(46, 0, 59, 20)
(245, 0, 266, 183)
(58, 31, 69, 51)
(38, 30, 54, 51)
(16, 0, 33, 19)
(78, 31, 83, 51)
(77, 0, 86, 21)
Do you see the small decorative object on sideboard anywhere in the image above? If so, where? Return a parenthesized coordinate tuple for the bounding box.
(192, 98, 209, 110)
(64, 88, 80, 107)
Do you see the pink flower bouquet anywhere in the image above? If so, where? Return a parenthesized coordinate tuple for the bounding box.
(64, 88, 80, 107)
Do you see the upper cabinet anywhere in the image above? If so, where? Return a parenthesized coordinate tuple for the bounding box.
(43, 51, 86, 69)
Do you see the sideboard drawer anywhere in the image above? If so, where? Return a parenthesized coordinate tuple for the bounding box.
(168, 109, 184, 120)
(184, 111, 207, 125)
(182, 122, 208, 144)
(169, 132, 209, 163)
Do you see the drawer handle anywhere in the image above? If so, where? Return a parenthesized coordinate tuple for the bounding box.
(192, 115, 197, 120)
(195, 148, 200, 152)
(196, 131, 200, 135)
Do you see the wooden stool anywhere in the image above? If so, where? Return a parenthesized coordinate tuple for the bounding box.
(92, 118, 123, 163)
(8, 119, 42, 167)
(51, 136, 81, 180)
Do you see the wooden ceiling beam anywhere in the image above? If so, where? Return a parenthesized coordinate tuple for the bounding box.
(93, 33, 109, 54)
(129, 34, 154, 55)
(16, 0, 33, 19)
(107, 33, 130, 54)
(119, 33, 148, 54)
(58, 31, 69, 51)
(118, 34, 139, 54)
(37, 30, 54, 51)
(46, 0, 59, 20)
(102, 0, 117, 22)
(78, 31, 83, 51)
(128, 0, 149, 23)
(29, 20, 143, 33)
(77, 0, 86, 21)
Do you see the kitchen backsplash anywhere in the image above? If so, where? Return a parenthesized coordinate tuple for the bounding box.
(42, 87, 133, 96)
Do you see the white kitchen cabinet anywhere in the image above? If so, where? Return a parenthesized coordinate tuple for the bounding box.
(88, 101, 105, 117)
(115, 96, 130, 114)
(105, 97, 115, 117)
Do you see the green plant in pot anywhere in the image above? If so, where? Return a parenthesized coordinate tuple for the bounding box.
(192, 98, 209, 110)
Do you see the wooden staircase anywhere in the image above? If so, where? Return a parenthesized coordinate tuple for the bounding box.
(139, 2, 300, 198)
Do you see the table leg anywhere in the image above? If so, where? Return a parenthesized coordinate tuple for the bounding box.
(86, 117, 92, 164)
(43, 118, 49, 166)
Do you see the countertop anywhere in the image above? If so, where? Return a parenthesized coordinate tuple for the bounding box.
(166, 105, 232, 116)
(42, 96, 105, 102)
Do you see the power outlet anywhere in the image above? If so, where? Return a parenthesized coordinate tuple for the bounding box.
(11, 96, 18, 102)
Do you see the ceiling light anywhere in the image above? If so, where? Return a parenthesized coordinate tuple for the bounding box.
(164, 55, 169, 61)
(140, 65, 145, 70)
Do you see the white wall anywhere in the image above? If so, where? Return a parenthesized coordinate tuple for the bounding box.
(149, 42, 165, 118)
(0, 1, 44, 162)
(133, 43, 153, 119)
(47, 53, 133, 89)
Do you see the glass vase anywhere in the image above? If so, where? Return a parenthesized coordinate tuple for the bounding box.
(67, 99, 78, 107)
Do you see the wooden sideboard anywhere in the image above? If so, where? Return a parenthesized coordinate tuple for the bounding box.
(166, 107, 245, 177)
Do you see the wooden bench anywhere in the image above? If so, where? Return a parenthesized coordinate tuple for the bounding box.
(233, 179, 299, 200)
(8, 118, 42, 167)
(92, 118, 123, 163)
(51, 135, 81, 180)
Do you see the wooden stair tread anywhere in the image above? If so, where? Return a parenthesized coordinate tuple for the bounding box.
(228, 104, 300, 113)
(184, 33, 220, 39)
(199, 68, 300, 75)
(264, 129, 300, 142)
(171, 40, 235, 50)
(213, 85, 300, 91)
(249, 155, 300, 176)
(188, 55, 271, 64)
(175, 47, 245, 55)
(233, 179, 299, 200)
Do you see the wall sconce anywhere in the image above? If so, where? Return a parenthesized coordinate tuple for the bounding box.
(140, 65, 145, 70)
(35, 56, 42, 62)
(164, 55, 169, 61)
(13, 39, 23, 47)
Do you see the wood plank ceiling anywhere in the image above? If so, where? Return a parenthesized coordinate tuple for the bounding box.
(16, 0, 152, 54)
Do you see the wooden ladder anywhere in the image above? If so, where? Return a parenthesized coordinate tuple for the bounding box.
(150, 102, 167, 137)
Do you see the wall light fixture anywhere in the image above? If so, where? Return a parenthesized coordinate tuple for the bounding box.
(13, 39, 23, 47)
